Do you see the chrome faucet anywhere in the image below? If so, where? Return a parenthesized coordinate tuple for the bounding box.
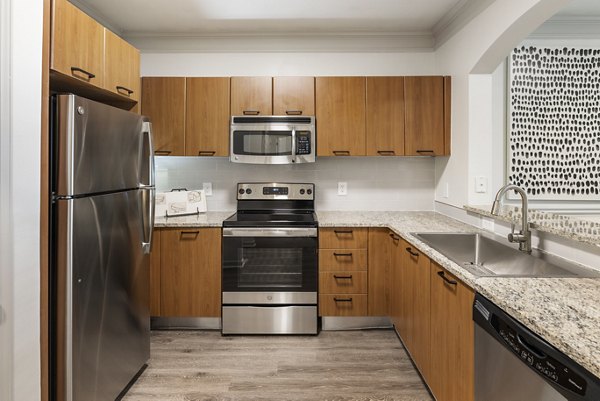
(491, 184, 532, 253)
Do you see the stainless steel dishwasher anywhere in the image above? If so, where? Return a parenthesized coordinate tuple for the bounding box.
(473, 294, 600, 401)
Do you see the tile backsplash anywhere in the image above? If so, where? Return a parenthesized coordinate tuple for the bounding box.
(156, 157, 435, 211)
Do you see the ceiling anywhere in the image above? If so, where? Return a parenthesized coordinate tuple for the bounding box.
(71, 0, 468, 36)
(555, 0, 600, 17)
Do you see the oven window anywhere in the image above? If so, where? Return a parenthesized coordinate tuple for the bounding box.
(238, 248, 302, 288)
(233, 131, 292, 156)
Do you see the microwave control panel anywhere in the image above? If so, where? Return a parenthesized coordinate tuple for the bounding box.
(296, 131, 312, 155)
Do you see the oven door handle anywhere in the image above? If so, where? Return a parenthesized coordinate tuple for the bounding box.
(222, 227, 318, 238)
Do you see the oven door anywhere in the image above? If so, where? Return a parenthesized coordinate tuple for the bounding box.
(222, 227, 318, 300)
(230, 123, 315, 164)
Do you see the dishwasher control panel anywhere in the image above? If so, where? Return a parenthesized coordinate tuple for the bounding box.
(495, 318, 587, 396)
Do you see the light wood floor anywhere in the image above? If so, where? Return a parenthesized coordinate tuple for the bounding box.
(122, 329, 433, 401)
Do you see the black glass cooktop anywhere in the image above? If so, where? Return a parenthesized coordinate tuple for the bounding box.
(223, 211, 318, 227)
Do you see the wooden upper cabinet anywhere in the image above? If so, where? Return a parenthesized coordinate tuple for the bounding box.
(141, 77, 186, 156)
(231, 77, 272, 116)
(104, 29, 140, 101)
(51, 0, 104, 88)
(316, 77, 366, 156)
(366, 77, 405, 156)
(160, 228, 221, 317)
(273, 77, 315, 116)
(186, 78, 230, 156)
(404, 76, 446, 156)
(429, 262, 475, 401)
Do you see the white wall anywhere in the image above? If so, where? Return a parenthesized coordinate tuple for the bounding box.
(433, 0, 571, 209)
(0, 0, 43, 399)
(156, 157, 436, 211)
(141, 52, 436, 77)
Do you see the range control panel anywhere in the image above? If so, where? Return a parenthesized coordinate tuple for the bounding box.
(237, 183, 314, 201)
(495, 318, 587, 396)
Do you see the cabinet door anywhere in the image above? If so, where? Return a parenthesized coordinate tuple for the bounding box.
(368, 228, 391, 316)
(141, 77, 186, 156)
(104, 29, 140, 101)
(160, 228, 221, 317)
(273, 76, 315, 116)
(390, 232, 402, 330)
(405, 76, 445, 156)
(429, 262, 475, 401)
(366, 77, 405, 156)
(186, 78, 230, 156)
(315, 77, 366, 156)
(404, 241, 431, 381)
(51, 0, 104, 88)
(231, 77, 272, 116)
(149, 229, 161, 316)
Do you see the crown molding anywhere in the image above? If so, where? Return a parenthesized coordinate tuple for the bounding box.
(124, 32, 435, 53)
(528, 16, 600, 39)
(433, 0, 495, 49)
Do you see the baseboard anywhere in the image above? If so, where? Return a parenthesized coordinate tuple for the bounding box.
(321, 316, 392, 330)
(151, 317, 221, 330)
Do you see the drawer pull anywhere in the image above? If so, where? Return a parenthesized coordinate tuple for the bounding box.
(334, 229, 353, 235)
(333, 150, 351, 156)
(377, 150, 396, 156)
(180, 231, 200, 238)
(334, 297, 353, 303)
(416, 150, 435, 155)
(70, 66, 95, 80)
(437, 271, 457, 286)
(333, 275, 353, 279)
(389, 232, 400, 241)
(116, 85, 134, 96)
(285, 110, 303, 115)
(198, 150, 216, 156)
(333, 252, 353, 257)
(405, 247, 419, 257)
(243, 110, 260, 115)
(154, 150, 172, 155)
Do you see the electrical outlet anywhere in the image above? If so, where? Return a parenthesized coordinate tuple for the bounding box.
(203, 182, 213, 196)
(475, 176, 488, 194)
(443, 183, 449, 198)
(337, 182, 348, 196)
(481, 218, 495, 232)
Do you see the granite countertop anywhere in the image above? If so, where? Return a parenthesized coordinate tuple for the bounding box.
(154, 209, 600, 379)
(465, 204, 600, 248)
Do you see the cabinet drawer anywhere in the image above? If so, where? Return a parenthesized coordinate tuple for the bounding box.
(319, 294, 367, 316)
(319, 228, 368, 249)
(319, 272, 367, 294)
(319, 249, 367, 271)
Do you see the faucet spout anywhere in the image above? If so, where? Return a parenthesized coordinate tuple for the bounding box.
(490, 184, 532, 253)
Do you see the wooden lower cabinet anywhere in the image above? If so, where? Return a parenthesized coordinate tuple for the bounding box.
(368, 228, 391, 316)
(149, 229, 162, 316)
(319, 294, 368, 316)
(152, 228, 221, 317)
(429, 262, 475, 401)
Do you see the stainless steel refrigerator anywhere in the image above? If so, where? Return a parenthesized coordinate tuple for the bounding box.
(50, 94, 155, 401)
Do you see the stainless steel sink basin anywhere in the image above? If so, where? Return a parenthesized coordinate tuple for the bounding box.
(412, 232, 600, 278)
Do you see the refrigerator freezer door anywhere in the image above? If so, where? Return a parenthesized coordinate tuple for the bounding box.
(55, 190, 150, 401)
(54, 94, 152, 197)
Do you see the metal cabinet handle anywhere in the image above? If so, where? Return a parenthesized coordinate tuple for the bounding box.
(333, 275, 353, 279)
(180, 230, 200, 238)
(333, 252, 353, 257)
(154, 150, 172, 155)
(116, 85, 134, 96)
(243, 110, 260, 115)
(70, 66, 95, 79)
(285, 110, 303, 115)
(198, 150, 216, 156)
(405, 247, 419, 257)
(334, 297, 353, 303)
(377, 150, 396, 156)
(437, 271, 458, 286)
(389, 232, 400, 241)
(416, 150, 435, 155)
(333, 150, 351, 156)
(334, 229, 353, 235)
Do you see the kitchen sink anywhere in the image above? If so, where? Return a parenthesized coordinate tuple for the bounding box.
(412, 232, 600, 278)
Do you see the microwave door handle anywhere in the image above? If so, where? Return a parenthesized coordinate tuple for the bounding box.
(291, 128, 296, 163)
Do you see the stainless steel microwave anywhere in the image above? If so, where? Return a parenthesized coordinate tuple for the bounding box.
(230, 116, 316, 164)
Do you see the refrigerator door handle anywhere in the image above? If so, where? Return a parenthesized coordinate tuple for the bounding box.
(140, 121, 155, 188)
(141, 187, 155, 254)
